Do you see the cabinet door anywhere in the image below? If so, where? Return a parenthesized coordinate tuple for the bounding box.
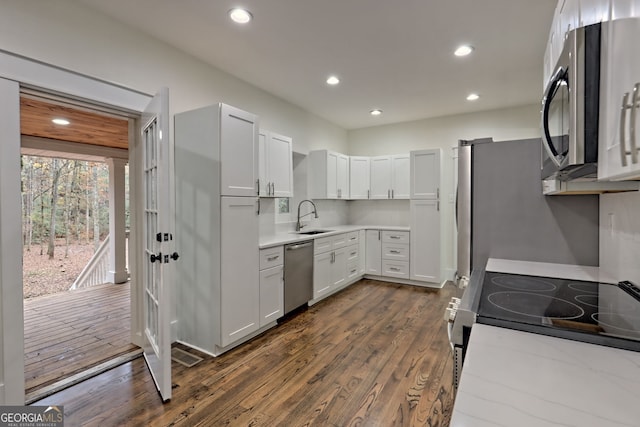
(598, 18, 640, 180)
(410, 200, 440, 283)
(365, 230, 382, 275)
(349, 156, 370, 199)
(259, 265, 284, 327)
(327, 151, 339, 199)
(332, 247, 347, 288)
(220, 196, 260, 347)
(336, 154, 349, 199)
(313, 251, 332, 298)
(268, 132, 293, 197)
(220, 104, 259, 196)
(258, 131, 269, 196)
(358, 230, 366, 275)
(391, 154, 410, 199)
(410, 149, 441, 199)
(370, 156, 392, 199)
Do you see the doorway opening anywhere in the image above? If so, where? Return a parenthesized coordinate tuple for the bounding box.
(19, 93, 140, 403)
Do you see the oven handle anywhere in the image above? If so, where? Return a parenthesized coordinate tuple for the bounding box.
(447, 321, 454, 351)
(541, 66, 568, 165)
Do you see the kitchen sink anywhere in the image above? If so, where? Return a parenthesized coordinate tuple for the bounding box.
(296, 229, 334, 235)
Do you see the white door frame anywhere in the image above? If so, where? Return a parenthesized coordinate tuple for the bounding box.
(0, 50, 153, 404)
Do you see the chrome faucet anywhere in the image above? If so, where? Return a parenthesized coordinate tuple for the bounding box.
(296, 199, 319, 231)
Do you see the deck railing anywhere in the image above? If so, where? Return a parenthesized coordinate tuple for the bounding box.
(70, 232, 129, 290)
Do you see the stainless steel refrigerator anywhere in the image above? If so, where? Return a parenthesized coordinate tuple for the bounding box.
(456, 138, 599, 282)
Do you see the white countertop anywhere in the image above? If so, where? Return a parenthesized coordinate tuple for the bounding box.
(450, 324, 640, 427)
(259, 224, 409, 249)
(486, 258, 616, 283)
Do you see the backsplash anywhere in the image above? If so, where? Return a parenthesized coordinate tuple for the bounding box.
(347, 199, 410, 226)
(600, 191, 640, 284)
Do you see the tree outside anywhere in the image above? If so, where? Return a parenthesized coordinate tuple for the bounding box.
(21, 156, 117, 299)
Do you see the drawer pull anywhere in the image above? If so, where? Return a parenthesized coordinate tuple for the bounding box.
(351, 269, 357, 274)
(389, 250, 401, 254)
(267, 255, 279, 261)
(351, 252, 357, 256)
(389, 235, 400, 239)
(389, 267, 400, 272)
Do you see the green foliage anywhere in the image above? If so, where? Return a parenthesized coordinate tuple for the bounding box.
(21, 156, 122, 247)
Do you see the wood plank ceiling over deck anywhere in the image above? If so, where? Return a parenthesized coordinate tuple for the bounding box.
(20, 97, 129, 150)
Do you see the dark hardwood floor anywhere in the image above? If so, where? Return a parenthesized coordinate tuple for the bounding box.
(35, 279, 462, 426)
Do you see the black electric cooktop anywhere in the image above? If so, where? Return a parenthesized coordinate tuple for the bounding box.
(477, 271, 640, 352)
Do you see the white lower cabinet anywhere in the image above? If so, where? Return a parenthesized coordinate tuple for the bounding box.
(410, 200, 440, 283)
(259, 246, 284, 328)
(259, 265, 284, 327)
(220, 197, 260, 348)
(365, 229, 411, 279)
(313, 232, 362, 301)
(365, 230, 382, 275)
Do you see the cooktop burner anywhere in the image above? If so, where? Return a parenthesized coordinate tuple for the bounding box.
(477, 272, 640, 352)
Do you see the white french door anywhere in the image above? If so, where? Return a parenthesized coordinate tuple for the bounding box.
(0, 77, 25, 404)
(141, 87, 174, 402)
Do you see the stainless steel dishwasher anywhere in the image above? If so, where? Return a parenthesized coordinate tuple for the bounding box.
(284, 240, 314, 314)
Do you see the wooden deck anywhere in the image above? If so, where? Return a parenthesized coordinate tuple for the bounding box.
(36, 279, 463, 426)
(24, 282, 139, 400)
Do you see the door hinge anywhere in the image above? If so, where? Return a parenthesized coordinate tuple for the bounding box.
(156, 232, 173, 242)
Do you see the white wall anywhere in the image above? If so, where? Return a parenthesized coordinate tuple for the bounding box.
(0, 0, 347, 155)
(347, 104, 541, 279)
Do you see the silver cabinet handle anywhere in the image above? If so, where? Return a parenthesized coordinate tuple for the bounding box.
(389, 250, 400, 254)
(389, 267, 400, 272)
(367, 189, 370, 199)
(391, 189, 394, 198)
(257, 198, 261, 215)
(378, 230, 381, 240)
(437, 201, 440, 211)
(389, 235, 400, 239)
(350, 269, 357, 274)
(267, 255, 279, 261)
(631, 83, 640, 164)
(350, 251, 357, 256)
(437, 188, 440, 199)
(621, 92, 630, 167)
(256, 179, 260, 195)
(387, 189, 391, 199)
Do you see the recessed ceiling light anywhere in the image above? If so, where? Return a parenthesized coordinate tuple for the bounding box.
(466, 93, 480, 101)
(229, 8, 252, 24)
(370, 109, 382, 116)
(326, 75, 340, 85)
(454, 45, 474, 57)
(52, 118, 70, 125)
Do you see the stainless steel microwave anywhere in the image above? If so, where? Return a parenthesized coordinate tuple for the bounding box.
(541, 23, 601, 181)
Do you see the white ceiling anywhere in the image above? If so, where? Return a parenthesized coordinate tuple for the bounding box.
(76, 0, 556, 130)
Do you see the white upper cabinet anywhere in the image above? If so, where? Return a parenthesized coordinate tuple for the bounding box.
(349, 156, 370, 199)
(259, 130, 293, 197)
(220, 104, 259, 197)
(370, 154, 410, 199)
(309, 150, 349, 199)
(410, 149, 441, 199)
(598, 17, 640, 180)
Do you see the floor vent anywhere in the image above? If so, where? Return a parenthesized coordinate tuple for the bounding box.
(171, 347, 203, 368)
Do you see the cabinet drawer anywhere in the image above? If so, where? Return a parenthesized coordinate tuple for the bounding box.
(346, 244, 359, 262)
(382, 243, 409, 261)
(314, 236, 333, 254)
(382, 230, 410, 244)
(382, 260, 410, 279)
(345, 231, 359, 246)
(347, 260, 360, 280)
(260, 246, 284, 269)
(332, 233, 349, 250)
